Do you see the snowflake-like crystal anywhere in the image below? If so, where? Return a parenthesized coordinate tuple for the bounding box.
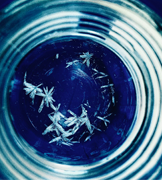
(96, 115, 110, 126)
(66, 60, 79, 68)
(23, 73, 43, 104)
(37, 86, 55, 113)
(80, 52, 93, 67)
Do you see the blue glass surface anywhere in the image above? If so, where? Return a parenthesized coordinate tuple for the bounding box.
(9, 37, 136, 163)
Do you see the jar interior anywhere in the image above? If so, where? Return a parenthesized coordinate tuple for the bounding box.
(9, 37, 137, 164)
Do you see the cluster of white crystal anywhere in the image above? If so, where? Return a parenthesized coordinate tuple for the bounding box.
(24, 73, 55, 113)
(23, 52, 114, 146)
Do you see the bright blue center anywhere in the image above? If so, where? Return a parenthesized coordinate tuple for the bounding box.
(9, 37, 136, 163)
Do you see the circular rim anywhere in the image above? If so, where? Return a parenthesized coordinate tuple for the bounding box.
(0, 0, 162, 179)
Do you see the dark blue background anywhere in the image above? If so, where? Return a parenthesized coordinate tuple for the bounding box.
(9, 38, 136, 163)
(140, 0, 162, 18)
(0, 0, 162, 18)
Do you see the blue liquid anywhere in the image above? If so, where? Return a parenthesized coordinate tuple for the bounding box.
(9, 37, 136, 163)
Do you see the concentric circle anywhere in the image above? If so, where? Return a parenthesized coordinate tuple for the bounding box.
(9, 37, 137, 164)
(0, 0, 162, 179)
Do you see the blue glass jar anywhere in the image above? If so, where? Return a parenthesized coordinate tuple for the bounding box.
(0, 0, 162, 179)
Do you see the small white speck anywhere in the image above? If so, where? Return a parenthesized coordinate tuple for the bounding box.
(56, 53, 59, 59)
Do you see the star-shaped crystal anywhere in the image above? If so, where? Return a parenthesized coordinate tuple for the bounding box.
(66, 60, 79, 68)
(80, 52, 93, 67)
(23, 73, 42, 104)
(96, 115, 110, 126)
(37, 87, 55, 113)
